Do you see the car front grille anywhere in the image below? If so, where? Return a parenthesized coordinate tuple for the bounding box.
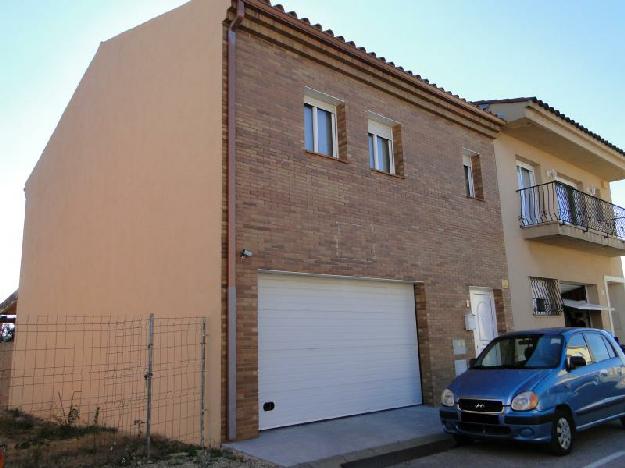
(459, 422, 511, 435)
(458, 398, 503, 413)
(460, 412, 500, 425)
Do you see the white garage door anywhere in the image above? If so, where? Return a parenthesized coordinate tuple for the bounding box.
(258, 273, 422, 430)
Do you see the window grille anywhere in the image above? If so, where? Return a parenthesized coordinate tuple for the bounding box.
(530, 277, 562, 316)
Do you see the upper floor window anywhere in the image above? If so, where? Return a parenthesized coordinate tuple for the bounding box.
(463, 153, 475, 198)
(304, 96, 338, 158)
(517, 160, 538, 223)
(368, 120, 394, 174)
(463, 149, 483, 199)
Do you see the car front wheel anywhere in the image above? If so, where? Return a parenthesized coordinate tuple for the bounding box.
(549, 410, 574, 456)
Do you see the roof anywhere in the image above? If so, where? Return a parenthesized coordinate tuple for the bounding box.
(249, 1, 502, 126)
(0, 291, 17, 315)
(474, 97, 625, 157)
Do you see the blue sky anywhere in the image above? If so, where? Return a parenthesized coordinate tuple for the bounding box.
(1, 0, 625, 299)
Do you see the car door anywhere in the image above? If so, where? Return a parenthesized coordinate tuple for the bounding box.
(598, 333, 625, 418)
(582, 332, 619, 422)
(564, 333, 598, 426)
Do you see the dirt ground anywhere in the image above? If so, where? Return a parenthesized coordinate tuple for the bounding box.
(0, 409, 273, 467)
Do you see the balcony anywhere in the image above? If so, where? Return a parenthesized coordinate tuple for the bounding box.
(517, 181, 625, 255)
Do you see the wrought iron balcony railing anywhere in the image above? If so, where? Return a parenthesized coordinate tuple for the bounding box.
(517, 181, 625, 240)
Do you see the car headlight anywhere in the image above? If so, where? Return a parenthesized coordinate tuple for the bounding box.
(441, 388, 455, 407)
(511, 391, 539, 411)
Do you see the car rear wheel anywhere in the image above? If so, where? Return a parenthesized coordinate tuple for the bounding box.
(453, 434, 473, 446)
(549, 410, 574, 456)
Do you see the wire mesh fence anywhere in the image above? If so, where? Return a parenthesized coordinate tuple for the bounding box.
(0, 314, 208, 456)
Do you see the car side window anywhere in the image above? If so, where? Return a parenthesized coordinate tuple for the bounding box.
(601, 335, 616, 359)
(566, 333, 592, 365)
(584, 332, 611, 363)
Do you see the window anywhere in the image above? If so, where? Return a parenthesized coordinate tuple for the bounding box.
(517, 161, 538, 224)
(368, 120, 394, 174)
(584, 333, 611, 362)
(566, 333, 591, 365)
(463, 154, 475, 198)
(474, 334, 562, 369)
(530, 277, 562, 316)
(304, 96, 338, 158)
(602, 335, 617, 359)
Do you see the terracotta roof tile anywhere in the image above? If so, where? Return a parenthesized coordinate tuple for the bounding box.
(252, 0, 502, 123)
(475, 97, 624, 156)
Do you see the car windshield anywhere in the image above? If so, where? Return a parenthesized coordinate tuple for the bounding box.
(474, 334, 563, 369)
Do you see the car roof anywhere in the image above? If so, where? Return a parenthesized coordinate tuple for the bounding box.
(501, 327, 607, 338)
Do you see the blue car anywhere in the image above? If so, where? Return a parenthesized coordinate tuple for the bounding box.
(439, 328, 625, 455)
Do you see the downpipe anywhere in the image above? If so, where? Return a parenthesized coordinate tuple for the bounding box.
(227, 0, 245, 442)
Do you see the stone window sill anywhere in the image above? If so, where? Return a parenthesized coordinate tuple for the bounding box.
(370, 168, 405, 179)
(304, 150, 349, 164)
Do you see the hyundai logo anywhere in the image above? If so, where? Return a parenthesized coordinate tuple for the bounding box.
(475, 403, 485, 409)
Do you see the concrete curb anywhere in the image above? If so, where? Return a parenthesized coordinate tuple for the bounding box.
(293, 433, 454, 468)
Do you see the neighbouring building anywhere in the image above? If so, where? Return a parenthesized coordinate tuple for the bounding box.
(0, 290, 17, 408)
(15, 0, 518, 445)
(476, 98, 625, 338)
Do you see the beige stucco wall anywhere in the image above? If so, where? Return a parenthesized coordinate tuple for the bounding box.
(13, 0, 228, 445)
(495, 133, 624, 332)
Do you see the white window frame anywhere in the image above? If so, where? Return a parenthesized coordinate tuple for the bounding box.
(516, 161, 539, 223)
(304, 95, 338, 158)
(463, 154, 475, 198)
(516, 161, 536, 188)
(368, 120, 395, 174)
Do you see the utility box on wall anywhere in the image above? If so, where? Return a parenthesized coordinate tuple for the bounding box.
(465, 313, 476, 331)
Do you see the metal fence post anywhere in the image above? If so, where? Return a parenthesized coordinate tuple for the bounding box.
(145, 314, 154, 459)
(200, 318, 207, 448)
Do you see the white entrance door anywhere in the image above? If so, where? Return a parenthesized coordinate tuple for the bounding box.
(469, 288, 498, 355)
(258, 273, 422, 430)
(516, 162, 537, 224)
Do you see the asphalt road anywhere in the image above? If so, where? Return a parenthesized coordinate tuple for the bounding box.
(393, 421, 625, 468)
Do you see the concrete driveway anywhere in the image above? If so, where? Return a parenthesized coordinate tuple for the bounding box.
(226, 405, 444, 467)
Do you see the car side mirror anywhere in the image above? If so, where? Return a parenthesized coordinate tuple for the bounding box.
(468, 358, 477, 368)
(567, 355, 587, 371)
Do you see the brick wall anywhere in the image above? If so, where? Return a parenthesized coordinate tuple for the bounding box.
(223, 18, 511, 440)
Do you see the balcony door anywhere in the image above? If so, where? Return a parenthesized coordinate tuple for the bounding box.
(516, 162, 537, 224)
(555, 176, 584, 226)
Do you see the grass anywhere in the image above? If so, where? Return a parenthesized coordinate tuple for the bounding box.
(0, 408, 205, 467)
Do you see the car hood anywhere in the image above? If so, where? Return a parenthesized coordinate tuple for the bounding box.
(449, 368, 549, 404)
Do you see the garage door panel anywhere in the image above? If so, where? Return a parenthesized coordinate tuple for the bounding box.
(258, 273, 422, 430)
(261, 329, 418, 348)
(261, 315, 418, 346)
(260, 351, 420, 389)
(262, 293, 414, 311)
(260, 377, 420, 429)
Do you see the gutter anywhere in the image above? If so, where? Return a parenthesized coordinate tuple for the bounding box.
(227, 0, 244, 442)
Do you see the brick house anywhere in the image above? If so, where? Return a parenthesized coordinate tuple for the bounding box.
(15, 0, 513, 444)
